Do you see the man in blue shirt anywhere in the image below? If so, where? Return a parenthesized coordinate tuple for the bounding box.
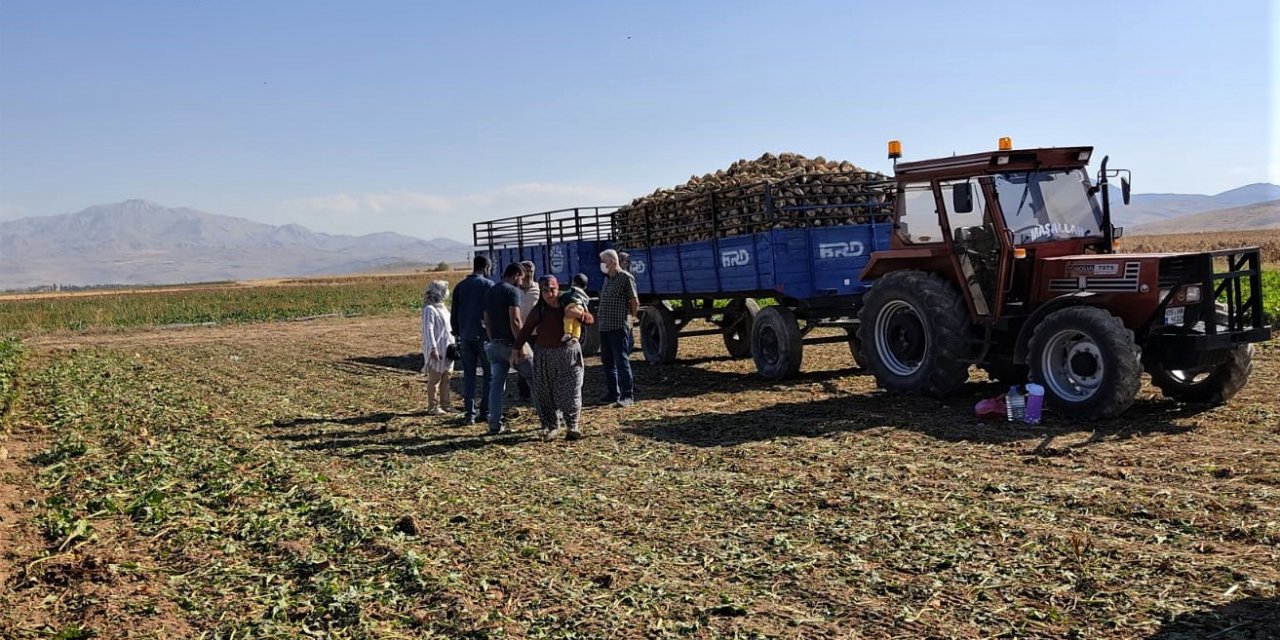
(450, 255, 494, 424)
(482, 263, 525, 435)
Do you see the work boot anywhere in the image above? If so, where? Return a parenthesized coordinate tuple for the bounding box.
(566, 428, 583, 441)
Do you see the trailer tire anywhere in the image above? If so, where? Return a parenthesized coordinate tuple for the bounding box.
(640, 303, 678, 364)
(846, 327, 867, 369)
(722, 298, 759, 359)
(1028, 306, 1141, 420)
(580, 320, 601, 357)
(752, 306, 803, 380)
(858, 270, 970, 396)
(1147, 344, 1253, 405)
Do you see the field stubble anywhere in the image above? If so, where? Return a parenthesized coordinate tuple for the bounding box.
(0, 313, 1277, 639)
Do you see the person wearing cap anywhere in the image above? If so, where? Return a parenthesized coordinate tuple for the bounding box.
(515, 261, 539, 403)
(513, 275, 593, 441)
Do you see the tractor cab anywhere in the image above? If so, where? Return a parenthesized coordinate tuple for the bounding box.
(865, 140, 1122, 322)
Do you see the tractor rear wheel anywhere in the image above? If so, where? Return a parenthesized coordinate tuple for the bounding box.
(1147, 344, 1253, 405)
(722, 298, 759, 359)
(857, 270, 970, 395)
(751, 306, 803, 380)
(1028, 306, 1141, 420)
(639, 302, 678, 364)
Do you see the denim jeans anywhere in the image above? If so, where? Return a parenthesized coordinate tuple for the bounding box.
(459, 338, 490, 421)
(600, 328, 634, 401)
(485, 341, 515, 432)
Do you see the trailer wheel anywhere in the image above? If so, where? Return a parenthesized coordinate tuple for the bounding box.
(639, 302, 678, 364)
(580, 320, 601, 357)
(751, 306, 803, 380)
(846, 327, 866, 369)
(858, 270, 970, 396)
(722, 298, 759, 359)
(1147, 344, 1253, 405)
(1028, 306, 1141, 420)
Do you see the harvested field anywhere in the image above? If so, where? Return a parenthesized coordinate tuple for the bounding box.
(1, 314, 1277, 638)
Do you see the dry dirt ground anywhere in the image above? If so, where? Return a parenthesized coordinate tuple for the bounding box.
(2, 314, 1277, 638)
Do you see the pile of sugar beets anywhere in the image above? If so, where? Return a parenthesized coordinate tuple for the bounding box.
(613, 152, 896, 247)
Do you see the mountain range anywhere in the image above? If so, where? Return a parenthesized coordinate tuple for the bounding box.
(2, 185, 1277, 291)
(1111, 183, 1280, 228)
(0, 200, 471, 290)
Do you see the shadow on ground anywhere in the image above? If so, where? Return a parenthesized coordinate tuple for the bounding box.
(1146, 596, 1279, 639)
(623, 381, 1214, 448)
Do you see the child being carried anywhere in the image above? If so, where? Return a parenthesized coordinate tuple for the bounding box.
(559, 273, 591, 343)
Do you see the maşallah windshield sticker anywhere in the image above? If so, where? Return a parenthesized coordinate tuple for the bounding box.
(1021, 222, 1084, 241)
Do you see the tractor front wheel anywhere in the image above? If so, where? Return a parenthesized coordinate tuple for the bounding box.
(1147, 344, 1254, 405)
(1028, 306, 1141, 420)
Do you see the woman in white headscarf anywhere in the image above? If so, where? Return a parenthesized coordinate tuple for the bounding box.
(421, 280, 455, 415)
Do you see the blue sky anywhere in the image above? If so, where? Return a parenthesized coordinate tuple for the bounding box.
(1, 0, 1274, 242)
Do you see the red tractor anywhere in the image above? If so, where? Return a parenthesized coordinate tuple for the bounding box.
(857, 140, 1271, 419)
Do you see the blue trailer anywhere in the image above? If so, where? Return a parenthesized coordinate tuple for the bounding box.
(473, 206, 616, 356)
(472, 173, 896, 379)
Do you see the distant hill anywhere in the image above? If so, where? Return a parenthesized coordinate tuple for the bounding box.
(1129, 199, 1280, 235)
(1110, 183, 1280, 227)
(0, 200, 470, 290)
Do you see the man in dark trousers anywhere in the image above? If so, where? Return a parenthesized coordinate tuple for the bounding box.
(450, 255, 494, 425)
(597, 249, 639, 407)
(481, 263, 525, 435)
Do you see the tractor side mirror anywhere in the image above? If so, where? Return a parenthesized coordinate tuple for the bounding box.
(952, 182, 974, 214)
(1121, 177, 1131, 205)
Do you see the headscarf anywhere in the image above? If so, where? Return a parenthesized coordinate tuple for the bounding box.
(424, 280, 449, 305)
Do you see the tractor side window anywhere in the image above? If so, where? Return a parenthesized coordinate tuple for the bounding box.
(897, 182, 942, 244)
(940, 179, 987, 231)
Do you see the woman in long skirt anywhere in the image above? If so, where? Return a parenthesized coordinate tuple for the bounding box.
(513, 275, 590, 440)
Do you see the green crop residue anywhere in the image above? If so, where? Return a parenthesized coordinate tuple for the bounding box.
(0, 335, 22, 428)
(10, 350, 459, 637)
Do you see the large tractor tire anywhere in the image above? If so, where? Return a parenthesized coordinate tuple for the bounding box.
(857, 270, 971, 396)
(639, 302, 678, 364)
(722, 298, 759, 359)
(1027, 306, 1141, 420)
(1147, 344, 1254, 405)
(751, 306, 803, 380)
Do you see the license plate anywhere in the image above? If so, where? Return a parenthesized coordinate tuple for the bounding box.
(1164, 306, 1185, 326)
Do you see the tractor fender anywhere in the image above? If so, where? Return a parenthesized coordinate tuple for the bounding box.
(1012, 292, 1098, 364)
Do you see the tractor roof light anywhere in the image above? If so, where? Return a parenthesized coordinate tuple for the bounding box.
(998, 137, 1013, 151)
(996, 155, 1010, 165)
(1078, 150, 1092, 162)
(887, 140, 902, 160)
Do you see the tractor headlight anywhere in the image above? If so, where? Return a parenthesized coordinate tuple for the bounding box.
(1184, 285, 1201, 303)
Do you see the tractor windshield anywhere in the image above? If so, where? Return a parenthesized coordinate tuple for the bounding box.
(993, 169, 1103, 245)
